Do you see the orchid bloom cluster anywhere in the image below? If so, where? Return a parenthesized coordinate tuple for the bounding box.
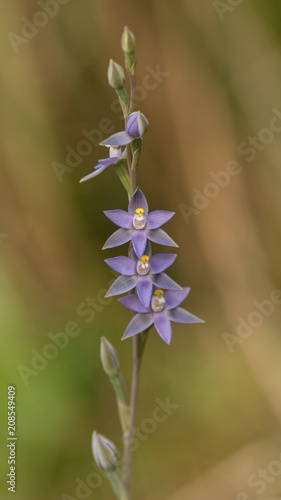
(102, 187, 203, 344)
(80, 26, 204, 500)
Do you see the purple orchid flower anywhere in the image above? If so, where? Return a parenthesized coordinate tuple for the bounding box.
(119, 288, 204, 345)
(80, 146, 125, 183)
(105, 242, 182, 307)
(103, 187, 178, 258)
(100, 111, 149, 147)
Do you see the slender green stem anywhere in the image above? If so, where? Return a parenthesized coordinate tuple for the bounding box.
(106, 469, 123, 499)
(118, 86, 132, 173)
(126, 145, 133, 172)
(119, 66, 146, 500)
(122, 68, 141, 500)
(120, 487, 130, 500)
(124, 71, 136, 168)
(120, 157, 139, 498)
(122, 335, 142, 496)
(129, 74, 136, 115)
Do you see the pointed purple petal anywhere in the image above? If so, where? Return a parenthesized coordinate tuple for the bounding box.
(136, 276, 153, 308)
(98, 157, 118, 166)
(146, 211, 175, 229)
(104, 210, 133, 229)
(154, 312, 172, 344)
(151, 272, 182, 290)
(131, 240, 151, 262)
(118, 295, 150, 313)
(122, 313, 154, 340)
(149, 254, 177, 274)
(126, 112, 139, 136)
(128, 188, 149, 215)
(126, 111, 149, 137)
(103, 228, 133, 250)
(132, 230, 147, 258)
(167, 307, 204, 323)
(101, 132, 134, 147)
(164, 288, 191, 309)
(80, 165, 108, 183)
(105, 256, 136, 275)
(146, 229, 178, 248)
(105, 275, 137, 297)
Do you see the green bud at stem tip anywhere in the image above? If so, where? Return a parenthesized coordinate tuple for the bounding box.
(121, 26, 135, 53)
(100, 337, 120, 377)
(108, 59, 125, 89)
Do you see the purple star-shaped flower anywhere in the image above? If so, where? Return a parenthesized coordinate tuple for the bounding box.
(105, 242, 182, 307)
(80, 146, 125, 183)
(119, 288, 204, 345)
(100, 111, 149, 147)
(103, 187, 178, 258)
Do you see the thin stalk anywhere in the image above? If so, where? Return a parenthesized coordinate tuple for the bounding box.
(126, 145, 133, 172)
(120, 68, 146, 500)
(129, 74, 136, 115)
(121, 162, 140, 498)
(118, 88, 132, 173)
(121, 334, 142, 496)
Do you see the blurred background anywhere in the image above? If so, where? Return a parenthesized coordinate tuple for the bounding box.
(1, 1, 281, 499)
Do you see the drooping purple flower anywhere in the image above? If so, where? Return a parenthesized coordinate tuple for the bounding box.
(100, 111, 149, 147)
(103, 187, 178, 258)
(80, 146, 125, 183)
(105, 242, 181, 307)
(119, 288, 204, 345)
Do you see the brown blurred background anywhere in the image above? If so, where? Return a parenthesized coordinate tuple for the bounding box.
(1, 1, 281, 499)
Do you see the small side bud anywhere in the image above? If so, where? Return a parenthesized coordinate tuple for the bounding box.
(92, 432, 119, 471)
(126, 111, 149, 138)
(108, 59, 125, 89)
(100, 337, 120, 377)
(121, 26, 135, 54)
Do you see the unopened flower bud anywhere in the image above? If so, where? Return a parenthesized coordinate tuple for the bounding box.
(100, 337, 120, 377)
(92, 432, 119, 471)
(121, 26, 135, 54)
(108, 59, 125, 89)
(126, 111, 149, 138)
